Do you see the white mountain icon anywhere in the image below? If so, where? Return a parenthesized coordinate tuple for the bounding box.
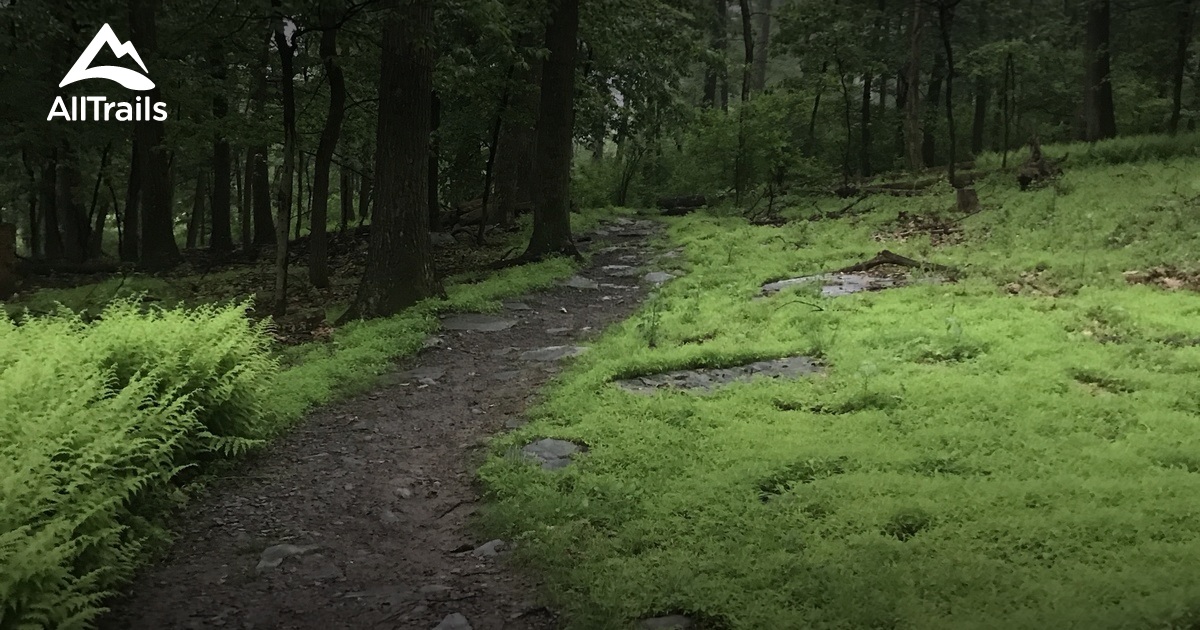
(59, 23, 155, 91)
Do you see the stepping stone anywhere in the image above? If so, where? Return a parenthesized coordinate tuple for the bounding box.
(503, 301, 533, 311)
(435, 613, 472, 630)
(614, 356, 823, 394)
(441, 313, 516, 332)
(256, 543, 320, 573)
(602, 264, 641, 277)
(760, 272, 904, 297)
(641, 616, 694, 629)
(561, 275, 599, 290)
(520, 345, 588, 362)
(471, 539, 506, 558)
(521, 438, 587, 470)
(643, 271, 676, 285)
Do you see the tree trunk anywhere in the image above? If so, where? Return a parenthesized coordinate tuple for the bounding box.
(937, 1, 958, 185)
(1082, 0, 1117, 141)
(209, 47, 233, 252)
(55, 142, 88, 264)
(20, 149, 40, 258)
(238, 152, 252, 246)
(84, 142, 112, 259)
(273, 6, 297, 316)
(429, 90, 441, 232)
(903, 0, 925, 172)
(860, 72, 873, 177)
(922, 52, 944, 167)
(496, 52, 541, 226)
(702, 0, 729, 110)
(340, 166, 353, 233)
(738, 0, 754, 102)
(1168, 0, 1196, 135)
(120, 138, 140, 261)
(750, 0, 771, 92)
(310, 0, 346, 289)
(341, 0, 443, 321)
(187, 169, 208, 249)
(130, 0, 180, 271)
(295, 153, 305, 241)
(357, 148, 372, 223)
(40, 153, 63, 261)
(971, 77, 989, 154)
(522, 0, 581, 260)
(250, 27, 274, 246)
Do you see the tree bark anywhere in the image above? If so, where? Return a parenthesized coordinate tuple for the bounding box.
(342, 0, 443, 321)
(40, 153, 63, 261)
(429, 90, 441, 232)
(971, 77, 989, 154)
(937, 1, 959, 185)
(309, 0, 346, 289)
(738, 0, 754, 102)
(186, 169, 208, 249)
(272, 5, 297, 316)
(522, 0, 581, 260)
(750, 0, 771, 92)
(860, 72, 873, 177)
(250, 27, 275, 246)
(357, 147, 372, 223)
(55, 142, 87, 264)
(496, 52, 541, 227)
(120, 138, 140, 261)
(20, 149, 40, 258)
(238, 151, 252, 246)
(922, 52, 944, 167)
(1082, 0, 1117, 141)
(209, 46, 233, 252)
(903, 0, 925, 172)
(1168, 0, 1196, 135)
(340, 166, 353, 233)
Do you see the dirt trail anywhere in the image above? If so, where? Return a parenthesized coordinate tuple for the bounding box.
(100, 220, 665, 630)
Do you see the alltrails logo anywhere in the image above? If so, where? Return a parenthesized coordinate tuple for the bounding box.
(47, 23, 168, 122)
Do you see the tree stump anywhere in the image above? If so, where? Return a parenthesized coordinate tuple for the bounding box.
(0, 223, 18, 300)
(955, 187, 980, 213)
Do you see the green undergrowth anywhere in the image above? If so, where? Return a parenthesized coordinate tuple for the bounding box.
(478, 157, 1200, 628)
(975, 131, 1200, 171)
(0, 205, 628, 629)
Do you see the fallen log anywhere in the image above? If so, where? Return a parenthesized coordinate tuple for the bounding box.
(835, 249, 958, 277)
(657, 194, 706, 216)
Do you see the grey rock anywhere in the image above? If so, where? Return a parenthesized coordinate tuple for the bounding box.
(643, 271, 676, 285)
(471, 539, 506, 558)
(758, 272, 942, 297)
(602, 264, 641, 277)
(561, 275, 599, 290)
(256, 543, 319, 573)
(399, 366, 447, 382)
(434, 613, 472, 630)
(520, 345, 588, 362)
(421, 335, 445, 350)
(430, 232, 456, 247)
(521, 438, 587, 470)
(640, 615, 694, 629)
(441, 314, 516, 332)
(546, 327, 572, 335)
(491, 346, 520, 357)
(419, 584, 453, 600)
(503, 301, 533, 311)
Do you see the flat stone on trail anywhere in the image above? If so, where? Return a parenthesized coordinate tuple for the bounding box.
(643, 271, 676, 285)
(561, 275, 600, 290)
(502, 301, 533, 311)
(520, 345, 588, 362)
(615, 355, 823, 394)
(434, 612, 473, 630)
(471, 539, 506, 558)
(641, 615, 694, 629)
(521, 438, 587, 470)
(760, 272, 900, 297)
(441, 313, 516, 332)
(603, 264, 641, 277)
(256, 543, 320, 573)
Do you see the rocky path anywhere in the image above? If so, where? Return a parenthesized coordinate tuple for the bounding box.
(100, 219, 669, 630)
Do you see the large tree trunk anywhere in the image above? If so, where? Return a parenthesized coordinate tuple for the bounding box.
(341, 0, 443, 321)
(522, 0, 581, 260)
(750, 0, 771, 92)
(1082, 0, 1117, 141)
(702, 0, 728, 110)
(130, 0, 180, 271)
(120, 139, 140, 261)
(209, 47, 233, 252)
(429, 90, 441, 232)
(1169, 0, 1196, 135)
(309, 0, 346, 289)
(272, 6, 297, 316)
(903, 0, 925, 172)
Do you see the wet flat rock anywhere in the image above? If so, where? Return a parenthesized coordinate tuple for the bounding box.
(521, 438, 587, 470)
(441, 313, 517, 332)
(760, 272, 897, 297)
(614, 356, 823, 394)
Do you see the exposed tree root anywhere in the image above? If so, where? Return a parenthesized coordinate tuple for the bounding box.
(834, 249, 958, 277)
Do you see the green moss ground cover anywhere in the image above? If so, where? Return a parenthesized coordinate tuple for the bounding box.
(479, 156, 1200, 629)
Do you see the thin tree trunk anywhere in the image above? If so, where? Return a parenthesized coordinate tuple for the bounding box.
(522, 0, 580, 260)
(238, 151, 252, 246)
(56, 142, 87, 264)
(903, 0, 925, 172)
(295, 152, 305, 241)
(20, 149, 40, 258)
(922, 52, 945, 167)
(738, 0, 753, 102)
(130, 0, 180, 271)
(340, 165, 353, 233)
(750, 0, 771, 92)
(478, 76, 512, 244)
(703, 0, 728, 109)
(341, 0, 443, 321)
(937, 1, 959, 185)
(187, 169, 208, 249)
(250, 26, 274, 246)
(40, 153, 63, 261)
(273, 5, 297, 316)
(860, 72, 873, 177)
(357, 148, 372, 223)
(310, 0, 345, 289)
(429, 90, 441, 232)
(971, 77, 989, 154)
